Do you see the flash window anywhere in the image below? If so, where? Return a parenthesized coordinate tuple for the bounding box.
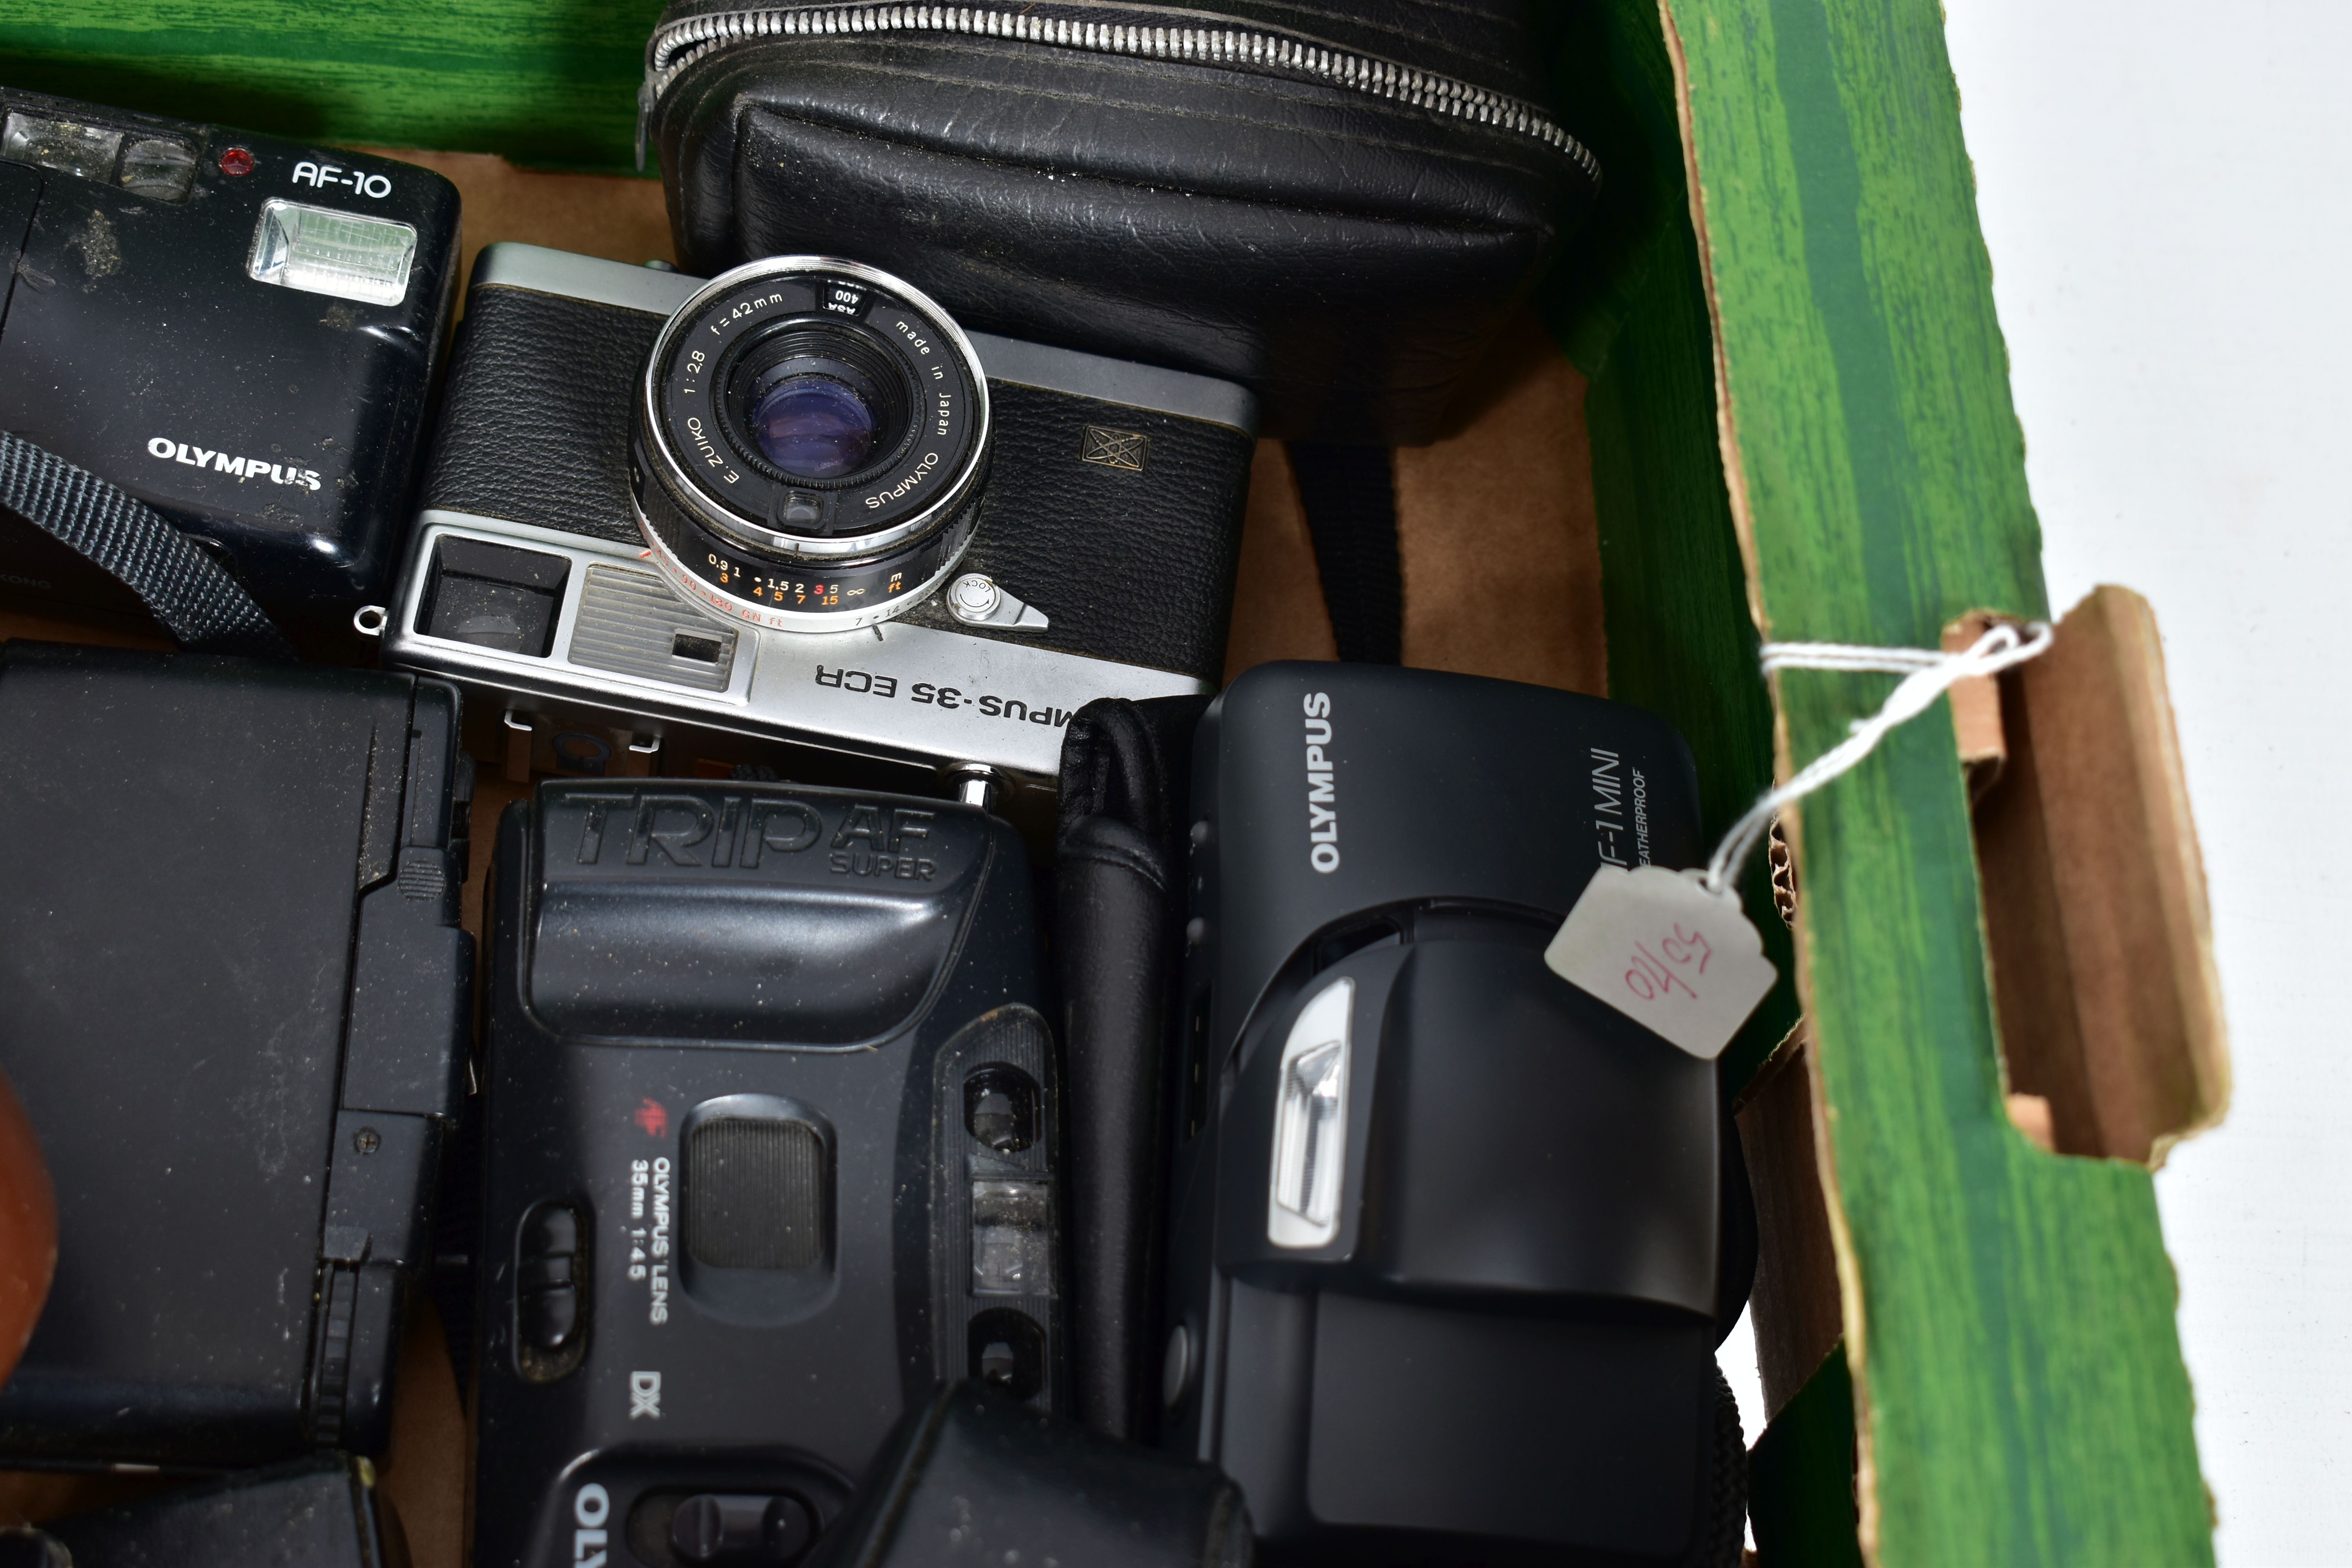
(246, 198, 416, 306)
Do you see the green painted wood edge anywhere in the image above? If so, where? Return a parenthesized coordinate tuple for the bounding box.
(1661, 0, 2213, 1562)
(1540, 0, 1799, 1094)
(0, 2, 664, 171)
(1750, 1346, 1866, 1568)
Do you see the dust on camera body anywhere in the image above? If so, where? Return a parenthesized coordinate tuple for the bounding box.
(472, 779, 1065, 1568)
(384, 244, 1254, 830)
(0, 88, 460, 655)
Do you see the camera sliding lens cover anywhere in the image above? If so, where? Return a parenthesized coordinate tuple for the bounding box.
(632, 256, 991, 633)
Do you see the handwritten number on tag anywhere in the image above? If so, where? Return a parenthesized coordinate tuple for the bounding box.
(1662, 925, 1711, 973)
(1625, 944, 1693, 1001)
(1545, 866, 1779, 1060)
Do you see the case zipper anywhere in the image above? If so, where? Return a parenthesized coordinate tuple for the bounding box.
(639, 3, 1597, 178)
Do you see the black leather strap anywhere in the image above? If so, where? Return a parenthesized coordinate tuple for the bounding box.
(1058, 697, 1183, 851)
(1054, 693, 1210, 1439)
(1288, 442, 1402, 664)
(0, 431, 292, 659)
(1056, 815, 1169, 1441)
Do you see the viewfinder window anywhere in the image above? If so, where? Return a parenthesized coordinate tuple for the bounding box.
(422, 538, 570, 657)
(0, 113, 122, 182)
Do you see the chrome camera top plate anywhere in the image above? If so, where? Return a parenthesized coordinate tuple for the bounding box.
(384, 510, 1209, 794)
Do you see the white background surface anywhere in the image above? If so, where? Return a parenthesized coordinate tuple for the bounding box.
(1949, 5, 2352, 1561)
(1720, 4, 2352, 1563)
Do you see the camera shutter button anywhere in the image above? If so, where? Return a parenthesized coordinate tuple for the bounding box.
(947, 574, 1050, 631)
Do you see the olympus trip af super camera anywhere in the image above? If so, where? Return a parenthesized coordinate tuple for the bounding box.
(384, 244, 1255, 828)
(472, 779, 1065, 1568)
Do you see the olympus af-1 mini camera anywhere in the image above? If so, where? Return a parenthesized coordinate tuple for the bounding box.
(1161, 664, 1753, 1565)
(384, 245, 1255, 829)
(472, 779, 1064, 1568)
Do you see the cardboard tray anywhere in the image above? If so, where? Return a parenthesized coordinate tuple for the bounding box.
(0, 4, 2230, 1564)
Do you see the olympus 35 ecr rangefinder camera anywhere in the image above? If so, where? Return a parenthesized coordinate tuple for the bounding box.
(383, 244, 1254, 832)
(0, 88, 460, 657)
(471, 779, 1064, 1568)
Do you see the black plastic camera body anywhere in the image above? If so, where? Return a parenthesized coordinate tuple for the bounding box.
(472, 780, 1064, 1568)
(0, 88, 460, 657)
(1160, 663, 1750, 1565)
(0, 643, 473, 1470)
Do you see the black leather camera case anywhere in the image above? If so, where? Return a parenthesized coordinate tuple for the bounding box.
(643, 1, 1597, 443)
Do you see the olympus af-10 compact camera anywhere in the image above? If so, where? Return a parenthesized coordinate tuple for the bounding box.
(384, 245, 1255, 828)
(0, 88, 460, 657)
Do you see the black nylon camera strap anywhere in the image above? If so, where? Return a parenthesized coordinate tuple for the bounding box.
(0, 430, 293, 660)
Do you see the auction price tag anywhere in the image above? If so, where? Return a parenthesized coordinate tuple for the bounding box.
(1544, 865, 1779, 1060)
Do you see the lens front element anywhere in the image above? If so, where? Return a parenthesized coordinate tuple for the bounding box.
(633, 258, 991, 633)
(751, 374, 877, 479)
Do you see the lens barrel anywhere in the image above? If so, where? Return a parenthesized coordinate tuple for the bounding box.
(632, 258, 991, 631)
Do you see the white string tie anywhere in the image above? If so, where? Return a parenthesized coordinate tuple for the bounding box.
(1701, 621, 2054, 895)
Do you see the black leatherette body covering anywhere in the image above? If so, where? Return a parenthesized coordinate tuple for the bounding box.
(892, 380, 1249, 682)
(421, 282, 1250, 682)
(423, 284, 658, 548)
(648, 0, 1589, 443)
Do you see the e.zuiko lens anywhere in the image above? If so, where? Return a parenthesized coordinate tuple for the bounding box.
(632, 257, 990, 632)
